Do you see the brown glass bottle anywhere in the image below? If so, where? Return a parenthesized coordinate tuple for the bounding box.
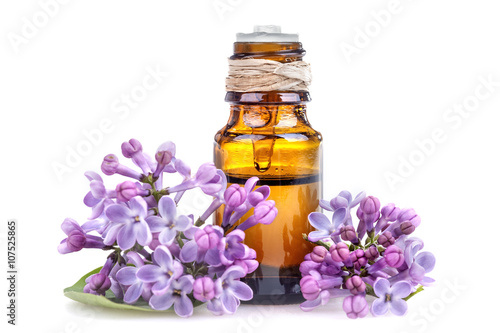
(214, 27, 322, 304)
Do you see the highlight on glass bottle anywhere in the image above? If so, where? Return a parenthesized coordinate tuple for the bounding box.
(214, 25, 322, 304)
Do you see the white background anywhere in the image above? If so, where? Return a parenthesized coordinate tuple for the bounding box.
(1, 0, 499, 332)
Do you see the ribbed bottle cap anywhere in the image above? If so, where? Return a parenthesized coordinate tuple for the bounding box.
(236, 25, 299, 42)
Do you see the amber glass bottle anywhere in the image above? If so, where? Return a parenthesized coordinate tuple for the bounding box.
(214, 26, 322, 304)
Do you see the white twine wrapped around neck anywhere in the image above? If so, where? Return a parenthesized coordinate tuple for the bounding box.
(225, 58, 312, 92)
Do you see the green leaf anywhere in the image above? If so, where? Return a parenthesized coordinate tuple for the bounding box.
(63, 267, 168, 312)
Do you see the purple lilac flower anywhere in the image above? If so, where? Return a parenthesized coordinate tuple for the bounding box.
(83, 171, 116, 220)
(207, 229, 248, 266)
(340, 225, 357, 242)
(308, 208, 347, 242)
(149, 275, 194, 317)
(300, 270, 342, 301)
(225, 177, 271, 227)
(231, 248, 259, 275)
(224, 184, 247, 210)
(104, 197, 152, 250)
(385, 208, 421, 237)
(385, 245, 406, 268)
(83, 254, 116, 296)
(193, 277, 215, 302)
(329, 242, 350, 262)
(101, 154, 142, 180)
(121, 139, 153, 174)
(371, 278, 412, 316)
(168, 163, 223, 195)
(153, 141, 176, 178)
(365, 245, 380, 261)
(211, 266, 253, 314)
(400, 221, 416, 235)
(319, 191, 366, 226)
(136, 245, 184, 295)
(378, 231, 395, 248)
(115, 181, 149, 202)
(199, 170, 227, 221)
(346, 276, 366, 295)
(375, 203, 400, 233)
(310, 246, 328, 263)
(179, 225, 224, 263)
(236, 200, 277, 231)
(343, 294, 369, 319)
(389, 238, 436, 286)
(145, 196, 192, 245)
(58, 218, 105, 254)
(115, 252, 152, 304)
(349, 249, 367, 270)
(359, 196, 381, 232)
(194, 225, 222, 251)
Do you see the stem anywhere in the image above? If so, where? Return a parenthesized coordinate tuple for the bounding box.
(194, 217, 205, 227)
(403, 285, 424, 301)
(302, 233, 331, 250)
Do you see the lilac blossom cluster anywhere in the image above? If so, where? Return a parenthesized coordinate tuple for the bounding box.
(58, 139, 277, 317)
(300, 191, 435, 319)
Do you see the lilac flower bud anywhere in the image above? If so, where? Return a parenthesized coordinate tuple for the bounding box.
(310, 246, 328, 263)
(384, 245, 405, 268)
(254, 200, 277, 225)
(365, 245, 380, 261)
(194, 225, 221, 250)
(329, 242, 350, 262)
(381, 204, 400, 221)
(155, 141, 175, 165)
(193, 277, 215, 302)
(66, 230, 86, 252)
(378, 231, 395, 248)
(85, 273, 112, 296)
(340, 225, 356, 242)
(300, 275, 321, 300)
(153, 141, 176, 178)
(349, 249, 367, 270)
(101, 154, 119, 175)
(224, 184, 247, 208)
(343, 294, 369, 319)
(116, 181, 138, 202)
(345, 276, 366, 295)
(247, 186, 271, 206)
(398, 208, 421, 228)
(360, 196, 380, 215)
(121, 138, 143, 158)
(101, 154, 142, 180)
(400, 221, 416, 235)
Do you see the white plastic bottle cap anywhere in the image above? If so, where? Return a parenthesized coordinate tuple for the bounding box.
(236, 25, 299, 42)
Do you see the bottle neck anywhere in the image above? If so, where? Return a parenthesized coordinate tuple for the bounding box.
(225, 91, 311, 104)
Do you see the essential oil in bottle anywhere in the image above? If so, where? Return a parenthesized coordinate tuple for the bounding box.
(214, 26, 322, 304)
